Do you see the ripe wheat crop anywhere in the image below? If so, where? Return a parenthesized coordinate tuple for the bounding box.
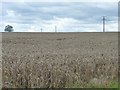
(2, 32, 118, 88)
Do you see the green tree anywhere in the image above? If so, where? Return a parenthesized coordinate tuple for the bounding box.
(4, 25, 14, 32)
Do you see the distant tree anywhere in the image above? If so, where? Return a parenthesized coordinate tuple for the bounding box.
(4, 25, 14, 32)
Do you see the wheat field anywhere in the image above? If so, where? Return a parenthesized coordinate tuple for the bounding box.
(2, 32, 118, 88)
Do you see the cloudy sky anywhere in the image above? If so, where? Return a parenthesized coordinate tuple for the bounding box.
(0, 1, 118, 32)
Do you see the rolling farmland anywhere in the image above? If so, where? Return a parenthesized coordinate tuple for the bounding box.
(2, 32, 118, 88)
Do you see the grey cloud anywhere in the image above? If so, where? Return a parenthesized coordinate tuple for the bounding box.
(2, 2, 117, 20)
(1, 2, 118, 32)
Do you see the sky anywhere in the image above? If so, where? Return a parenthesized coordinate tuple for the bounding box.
(0, 1, 118, 32)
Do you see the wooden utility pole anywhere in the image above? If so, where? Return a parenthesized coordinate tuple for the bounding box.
(55, 25, 57, 32)
(103, 16, 105, 32)
(41, 28, 42, 32)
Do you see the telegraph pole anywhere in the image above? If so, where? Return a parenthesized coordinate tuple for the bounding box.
(41, 28, 42, 32)
(103, 16, 105, 32)
(55, 25, 57, 32)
